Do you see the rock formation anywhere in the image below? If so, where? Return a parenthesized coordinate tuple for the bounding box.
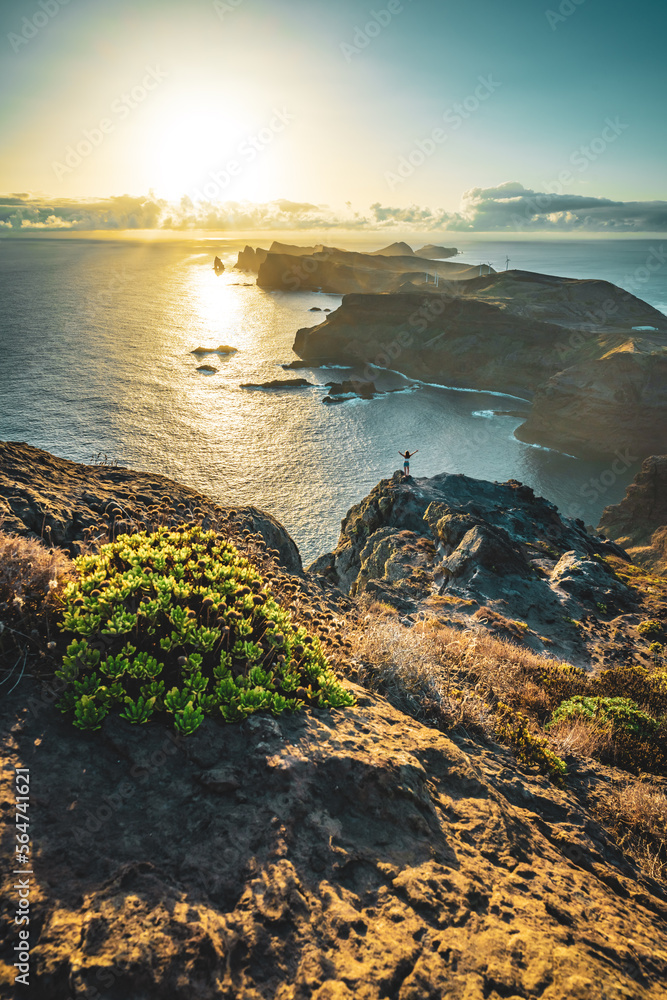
(240, 378, 313, 390)
(309, 470, 645, 669)
(515, 347, 667, 459)
(293, 271, 667, 458)
(415, 244, 458, 259)
(322, 380, 379, 403)
(234, 246, 269, 272)
(599, 455, 667, 573)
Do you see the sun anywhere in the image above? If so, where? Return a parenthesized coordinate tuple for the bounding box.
(147, 102, 247, 202)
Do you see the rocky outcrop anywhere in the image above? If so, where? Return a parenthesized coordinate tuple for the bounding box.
(240, 378, 313, 390)
(516, 348, 667, 459)
(293, 291, 566, 396)
(0, 441, 303, 574)
(415, 244, 458, 259)
(234, 246, 269, 272)
(293, 271, 667, 458)
(310, 471, 638, 667)
(322, 380, 379, 403)
(599, 455, 667, 573)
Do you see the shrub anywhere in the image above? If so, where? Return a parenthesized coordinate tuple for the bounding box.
(548, 695, 667, 775)
(637, 620, 662, 637)
(547, 696, 658, 738)
(55, 526, 354, 733)
(495, 702, 567, 785)
(594, 665, 667, 718)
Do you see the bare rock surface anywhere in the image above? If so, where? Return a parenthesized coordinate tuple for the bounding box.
(599, 454, 667, 573)
(2, 677, 667, 999)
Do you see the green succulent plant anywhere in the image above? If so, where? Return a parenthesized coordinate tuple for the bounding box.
(55, 526, 355, 733)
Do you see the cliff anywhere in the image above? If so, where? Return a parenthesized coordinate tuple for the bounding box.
(2, 444, 667, 998)
(515, 345, 667, 458)
(293, 271, 667, 458)
(599, 455, 667, 574)
(0, 441, 302, 574)
(236, 242, 459, 277)
(258, 249, 481, 294)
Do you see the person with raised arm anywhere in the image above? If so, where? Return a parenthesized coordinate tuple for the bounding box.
(399, 448, 418, 478)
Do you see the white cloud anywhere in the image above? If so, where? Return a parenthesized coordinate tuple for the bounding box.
(1, 186, 666, 233)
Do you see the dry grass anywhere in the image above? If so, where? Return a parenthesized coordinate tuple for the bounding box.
(0, 529, 73, 606)
(546, 716, 615, 760)
(0, 528, 73, 646)
(348, 604, 523, 732)
(347, 603, 591, 747)
(594, 780, 667, 883)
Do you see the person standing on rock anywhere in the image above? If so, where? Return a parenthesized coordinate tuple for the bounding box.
(399, 449, 418, 478)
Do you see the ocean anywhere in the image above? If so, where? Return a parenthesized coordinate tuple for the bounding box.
(1, 235, 665, 564)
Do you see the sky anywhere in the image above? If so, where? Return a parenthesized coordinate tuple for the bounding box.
(0, 0, 666, 233)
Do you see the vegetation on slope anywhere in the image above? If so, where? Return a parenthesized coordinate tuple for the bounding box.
(54, 526, 354, 733)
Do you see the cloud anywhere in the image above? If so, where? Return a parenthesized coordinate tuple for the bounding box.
(371, 184, 667, 232)
(1, 185, 666, 233)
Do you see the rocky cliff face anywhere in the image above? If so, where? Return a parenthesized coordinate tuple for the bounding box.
(516, 348, 667, 459)
(599, 454, 667, 573)
(234, 246, 269, 272)
(293, 271, 667, 458)
(293, 291, 563, 395)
